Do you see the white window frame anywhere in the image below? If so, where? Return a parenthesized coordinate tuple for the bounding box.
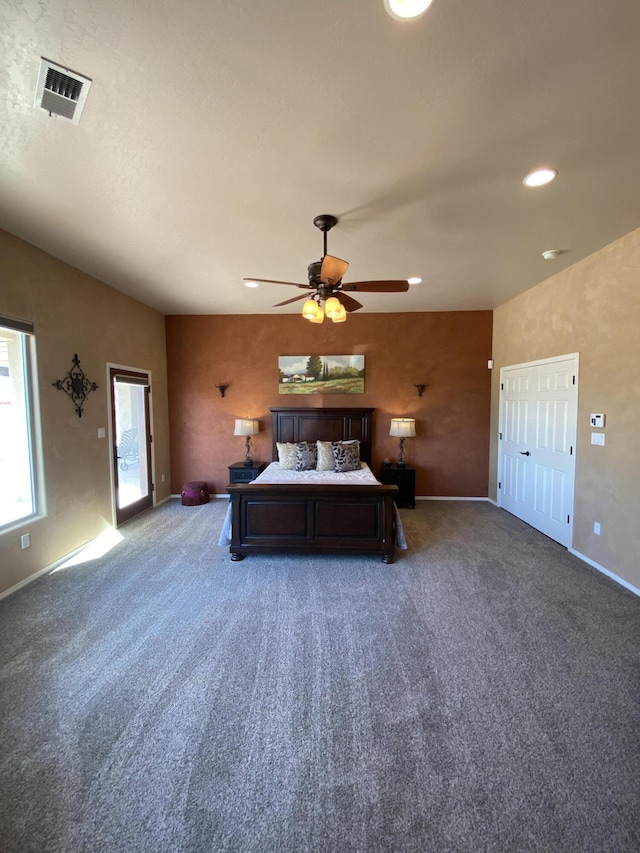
(0, 316, 44, 532)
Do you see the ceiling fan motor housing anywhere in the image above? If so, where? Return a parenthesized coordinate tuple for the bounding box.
(307, 260, 323, 284)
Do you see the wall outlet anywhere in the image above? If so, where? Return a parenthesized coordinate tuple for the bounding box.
(161, 473, 166, 483)
(594, 522, 601, 535)
(21, 533, 30, 549)
(97, 427, 106, 439)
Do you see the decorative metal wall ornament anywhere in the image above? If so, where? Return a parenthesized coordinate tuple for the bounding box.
(52, 353, 99, 418)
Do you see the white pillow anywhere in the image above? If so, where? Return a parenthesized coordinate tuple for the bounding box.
(316, 440, 336, 471)
(276, 442, 297, 470)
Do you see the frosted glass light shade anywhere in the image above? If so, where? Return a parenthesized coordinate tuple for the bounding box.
(309, 304, 325, 323)
(324, 296, 342, 319)
(331, 304, 347, 323)
(302, 298, 319, 320)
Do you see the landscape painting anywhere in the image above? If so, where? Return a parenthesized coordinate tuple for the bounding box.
(278, 355, 365, 394)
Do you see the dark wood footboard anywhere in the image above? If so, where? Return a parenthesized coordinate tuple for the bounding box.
(227, 482, 399, 563)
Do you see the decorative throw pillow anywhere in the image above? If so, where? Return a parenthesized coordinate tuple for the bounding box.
(331, 440, 360, 473)
(316, 440, 336, 472)
(295, 441, 318, 471)
(276, 442, 297, 470)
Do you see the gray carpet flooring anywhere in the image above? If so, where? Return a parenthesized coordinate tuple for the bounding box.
(0, 499, 638, 853)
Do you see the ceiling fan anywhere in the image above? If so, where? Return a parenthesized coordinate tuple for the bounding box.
(243, 215, 409, 323)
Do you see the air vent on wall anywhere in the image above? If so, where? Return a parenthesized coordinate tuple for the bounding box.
(33, 58, 92, 124)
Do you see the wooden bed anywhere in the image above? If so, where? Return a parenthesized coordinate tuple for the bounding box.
(226, 407, 399, 563)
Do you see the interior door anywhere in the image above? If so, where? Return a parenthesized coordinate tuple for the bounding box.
(499, 354, 578, 546)
(110, 368, 153, 525)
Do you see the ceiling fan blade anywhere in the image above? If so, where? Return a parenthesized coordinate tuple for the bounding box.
(341, 280, 410, 293)
(243, 277, 308, 287)
(273, 293, 310, 308)
(336, 292, 363, 312)
(321, 255, 349, 285)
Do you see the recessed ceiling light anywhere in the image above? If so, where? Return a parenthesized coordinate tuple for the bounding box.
(244, 280, 259, 288)
(523, 168, 558, 187)
(408, 277, 422, 285)
(384, 0, 435, 22)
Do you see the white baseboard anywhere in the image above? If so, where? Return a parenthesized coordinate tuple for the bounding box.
(416, 495, 491, 502)
(169, 494, 229, 500)
(0, 534, 110, 602)
(0, 561, 57, 602)
(569, 548, 640, 597)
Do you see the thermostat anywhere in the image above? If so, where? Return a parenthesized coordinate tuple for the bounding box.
(590, 413, 606, 428)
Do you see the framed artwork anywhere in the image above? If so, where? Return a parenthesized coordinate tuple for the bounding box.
(278, 355, 365, 394)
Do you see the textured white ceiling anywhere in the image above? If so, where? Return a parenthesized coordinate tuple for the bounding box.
(1, 0, 639, 315)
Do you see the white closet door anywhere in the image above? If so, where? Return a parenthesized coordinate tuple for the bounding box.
(499, 354, 578, 546)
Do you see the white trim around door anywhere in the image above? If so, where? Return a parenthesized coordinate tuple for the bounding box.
(498, 353, 579, 547)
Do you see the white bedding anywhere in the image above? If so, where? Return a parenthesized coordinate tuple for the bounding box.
(253, 460, 381, 485)
(218, 461, 407, 549)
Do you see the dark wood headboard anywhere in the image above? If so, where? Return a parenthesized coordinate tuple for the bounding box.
(270, 407, 374, 467)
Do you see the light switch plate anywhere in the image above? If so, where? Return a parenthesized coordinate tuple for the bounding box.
(97, 427, 106, 438)
(591, 432, 605, 446)
(590, 413, 606, 428)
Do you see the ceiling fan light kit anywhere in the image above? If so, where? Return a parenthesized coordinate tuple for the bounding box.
(244, 215, 410, 324)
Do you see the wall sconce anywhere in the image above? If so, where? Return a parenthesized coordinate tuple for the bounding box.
(389, 417, 416, 468)
(414, 383, 427, 397)
(234, 418, 259, 466)
(215, 384, 228, 398)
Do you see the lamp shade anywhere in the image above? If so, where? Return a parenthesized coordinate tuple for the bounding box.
(234, 418, 259, 436)
(389, 417, 416, 438)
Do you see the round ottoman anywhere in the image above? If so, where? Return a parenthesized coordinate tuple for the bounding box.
(181, 481, 210, 506)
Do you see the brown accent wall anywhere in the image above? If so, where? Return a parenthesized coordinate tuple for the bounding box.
(0, 229, 171, 597)
(166, 311, 493, 498)
(490, 227, 640, 590)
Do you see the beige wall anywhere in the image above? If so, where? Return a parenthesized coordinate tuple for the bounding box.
(0, 230, 171, 597)
(490, 227, 640, 589)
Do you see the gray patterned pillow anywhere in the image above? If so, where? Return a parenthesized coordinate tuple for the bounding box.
(295, 441, 318, 471)
(331, 440, 360, 473)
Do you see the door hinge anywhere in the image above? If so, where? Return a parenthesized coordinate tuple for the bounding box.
(567, 514, 570, 524)
(498, 481, 501, 489)
(570, 445, 573, 455)
(501, 382, 504, 391)
(150, 435, 153, 443)
(572, 375, 576, 385)
(152, 483, 155, 491)
(499, 432, 503, 440)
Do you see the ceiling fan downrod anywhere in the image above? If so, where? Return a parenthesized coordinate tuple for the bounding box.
(313, 214, 338, 257)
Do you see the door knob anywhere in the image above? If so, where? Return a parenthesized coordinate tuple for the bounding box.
(519, 451, 531, 456)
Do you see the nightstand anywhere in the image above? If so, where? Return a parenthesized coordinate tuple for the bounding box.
(379, 465, 416, 508)
(228, 461, 266, 483)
